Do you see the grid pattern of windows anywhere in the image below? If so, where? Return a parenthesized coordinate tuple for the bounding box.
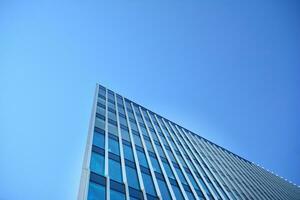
(79, 84, 300, 200)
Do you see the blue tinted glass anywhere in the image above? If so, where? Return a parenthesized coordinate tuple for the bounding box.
(109, 159, 122, 182)
(150, 156, 161, 173)
(108, 138, 120, 155)
(142, 172, 156, 196)
(162, 161, 174, 179)
(137, 151, 148, 167)
(157, 179, 172, 200)
(110, 189, 125, 200)
(123, 144, 134, 161)
(88, 181, 106, 200)
(93, 132, 104, 148)
(185, 190, 196, 200)
(121, 128, 130, 141)
(187, 173, 199, 190)
(108, 123, 118, 136)
(95, 118, 105, 130)
(171, 185, 184, 200)
(133, 134, 142, 146)
(90, 152, 104, 175)
(126, 166, 140, 189)
(175, 167, 187, 184)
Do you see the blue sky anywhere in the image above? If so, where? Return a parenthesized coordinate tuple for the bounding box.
(1, 1, 300, 199)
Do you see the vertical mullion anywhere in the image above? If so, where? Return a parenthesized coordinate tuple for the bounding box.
(114, 93, 129, 200)
(160, 117, 210, 200)
(104, 88, 110, 200)
(152, 115, 199, 200)
(178, 127, 230, 200)
(210, 143, 261, 200)
(122, 98, 147, 200)
(196, 137, 246, 200)
(139, 109, 177, 200)
(166, 122, 220, 200)
(131, 104, 162, 198)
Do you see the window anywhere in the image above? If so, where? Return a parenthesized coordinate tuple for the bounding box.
(110, 189, 125, 200)
(171, 185, 184, 200)
(175, 167, 187, 184)
(121, 127, 130, 142)
(88, 181, 105, 200)
(145, 139, 154, 152)
(93, 132, 104, 149)
(150, 155, 161, 173)
(119, 116, 127, 126)
(126, 166, 140, 189)
(142, 172, 156, 196)
(137, 150, 148, 167)
(109, 159, 122, 183)
(95, 117, 105, 130)
(133, 134, 142, 147)
(162, 161, 174, 179)
(108, 138, 120, 155)
(123, 144, 134, 161)
(90, 152, 104, 175)
(97, 106, 105, 116)
(108, 123, 118, 136)
(157, 179, 172, 200)
(185, 190, 196, 200)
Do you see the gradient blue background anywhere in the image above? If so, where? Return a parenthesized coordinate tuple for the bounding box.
(1, 1, 299, 199)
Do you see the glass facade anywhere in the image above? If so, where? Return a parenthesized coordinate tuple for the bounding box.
(78, 84, 300, 200)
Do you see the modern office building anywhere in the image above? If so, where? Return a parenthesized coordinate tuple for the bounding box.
(78, 84, 300, 200)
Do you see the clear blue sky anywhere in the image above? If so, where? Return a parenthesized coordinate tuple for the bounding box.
(1, 1, 299, 199)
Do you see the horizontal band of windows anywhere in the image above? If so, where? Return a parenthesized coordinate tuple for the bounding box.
(148, 151, 156, 158)
(172, 162, 180, 169)
(97, 102, 105, 109)
(131, 129, 139, 136)
(110, 179, 125, 194)
(143, 135, 150, 141)
(160, 156, 168, 163)
(98, 94, 106, 99)
(129, 186, 144, 200)
(90, 172, 106, 186)
(125, 159, 136, 169)
(108, 152, 121, 162)
(122, 139, 131, 146)
(154, 171, 164, 181)
(169, 177, 178, 186)
(94, 127, 105, 135)
(96, 113, 105, 120)
(107, 98, 115, 103)
(119, 112, 126, 118)
(147, 193, 159, 200)
(92, 145, 105, 155)
(108, 118, 117, 126)
(183, 184, 192, 192)
(135, 145, 144, 153)
(108, 134, 118, 141)
(120, 124, 129, 131)
(108, 107, 115, 113)
(140, 165, 151, 175)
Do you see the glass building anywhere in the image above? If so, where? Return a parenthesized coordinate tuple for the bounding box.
(78, 84, 300, 200)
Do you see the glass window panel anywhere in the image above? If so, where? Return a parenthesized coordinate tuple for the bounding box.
(133, 134, 142, 147)
(156, 145, 165, 158)
(119, 116, 127, 126)
(137, 150, 148, 167)
(175, 167, 187, 184)
(88, 181, 106, 200)
(150, 156, 161, 173)
(110, 189, 125, 200)
(171, 185, 184, 200)
(185, 190, 196, 200)
(121, 128, 130, 141)
(90, 152, 104, 175)
(95, 118, 105, 130)
(109, 159, 122, 183)
(162, 161, 174, 179)
(93, 132, 105, 149)
(126, 166, 140, 189)
(108, 138, 120, 155)
(123, 144, 134, 161)
(97, 106, 105, 116)
(157, 179, 172, 200)
(142, 172, 156, 196)
(108, 123, 118, 136)
(145, 139, 154, 152)
(108, 111, 116, 121)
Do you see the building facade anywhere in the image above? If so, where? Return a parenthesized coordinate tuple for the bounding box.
(78, 84, 300, 200)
